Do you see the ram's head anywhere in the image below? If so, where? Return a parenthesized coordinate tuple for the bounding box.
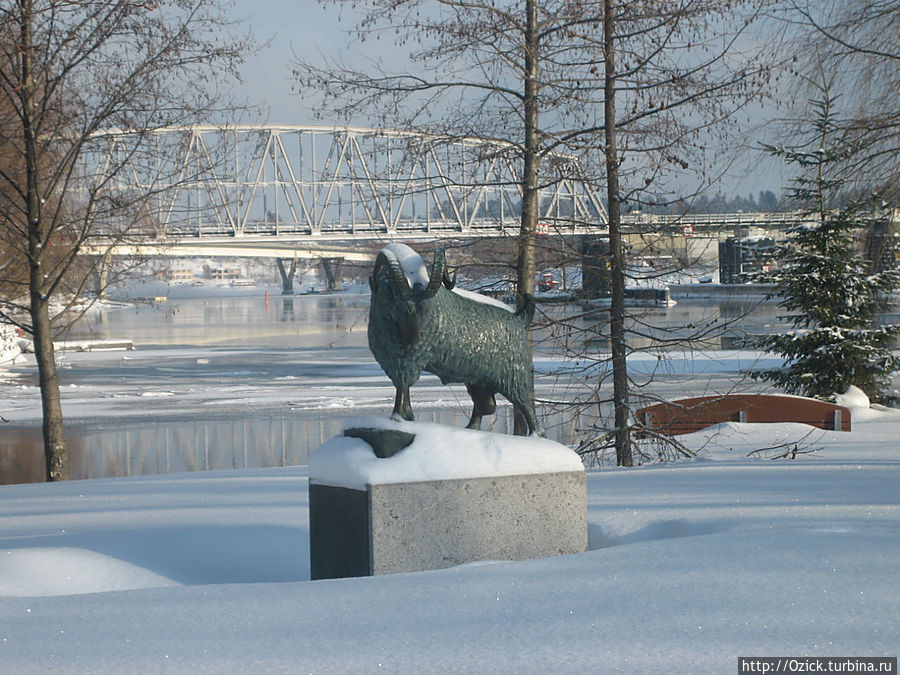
(369, 246, 449, 348)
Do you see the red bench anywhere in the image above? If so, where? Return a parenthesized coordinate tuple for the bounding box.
(635, 394, 851, 436)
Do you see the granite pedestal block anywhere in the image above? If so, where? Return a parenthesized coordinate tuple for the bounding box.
(310, 469, 587, 580)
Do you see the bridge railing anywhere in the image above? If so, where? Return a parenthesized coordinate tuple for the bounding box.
(622, 211, 820, 230)
(84, 124, 609, 240)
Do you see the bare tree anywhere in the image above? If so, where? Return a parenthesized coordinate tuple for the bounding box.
(588, 0, 780, 464)
(296, 0, 599, 306)
(0, 0, 249, 481)
(296, 0, 609, 436)
(295, 0, 777, 463)
(775, 0, 900, 191)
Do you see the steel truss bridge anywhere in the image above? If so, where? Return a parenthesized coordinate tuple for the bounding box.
(90, 124, 608, 248)
(82, 123, 828, 269)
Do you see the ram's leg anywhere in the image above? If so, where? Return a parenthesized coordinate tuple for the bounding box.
(511, 395, 543, 437)
(513, 409, 528, 436)
(512, 404, 537, 436)
(392, 386, 414, 421)
(509, 371, 544, 436)
(465, 384, 496, 430)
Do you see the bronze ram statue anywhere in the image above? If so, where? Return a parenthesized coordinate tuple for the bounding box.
(367, 243, 542, 436)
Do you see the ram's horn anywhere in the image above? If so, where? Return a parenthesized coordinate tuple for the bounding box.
(372, 249, 412, 298)
(424, 248, 445, 298)
(443, 268, 456, 290)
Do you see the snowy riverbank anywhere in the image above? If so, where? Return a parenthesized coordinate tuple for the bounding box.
(1, 293, 898, 671)
(1, 394, 898, 672)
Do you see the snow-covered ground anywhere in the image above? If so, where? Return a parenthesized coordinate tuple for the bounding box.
(1, 390, 898, 672)
(1, 295, 898, 671)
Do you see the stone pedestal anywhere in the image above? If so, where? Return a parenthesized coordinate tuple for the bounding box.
(308, 422, 587, 580)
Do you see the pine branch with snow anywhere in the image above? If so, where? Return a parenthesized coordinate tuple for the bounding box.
(750, 86, 900, 403)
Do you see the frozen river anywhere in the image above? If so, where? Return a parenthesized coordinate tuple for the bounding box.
(1, 289, 793, 483)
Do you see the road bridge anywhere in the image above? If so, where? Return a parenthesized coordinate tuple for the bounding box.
(81, 123, 611, 291)
(88, 124, 608, 240)
(79, 124, 830, 291)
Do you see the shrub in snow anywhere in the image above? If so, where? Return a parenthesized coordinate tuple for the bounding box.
(749, 91, 900, 404)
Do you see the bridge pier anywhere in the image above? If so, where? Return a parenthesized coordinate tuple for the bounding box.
(282, 296, 295, 319)
(94, 251, 112, 300)
(320, 257, 344, 291)
(581, 238, 611, 297)
(276, 258, 298, 295)
(866, 209, 900, 273)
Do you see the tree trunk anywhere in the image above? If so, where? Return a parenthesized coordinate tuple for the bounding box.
(603, 0, 632, 467)
(516, 0, 539, 306)
(514, 0, 540, 436)
(30, 293, 69, 481)
(20, 0, 69, 481)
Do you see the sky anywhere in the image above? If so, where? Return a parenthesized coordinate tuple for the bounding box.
(229, 1, 785, 198)
(230, 1, 351, 124)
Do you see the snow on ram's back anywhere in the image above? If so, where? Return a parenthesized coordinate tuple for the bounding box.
(0, 391, 898, 672)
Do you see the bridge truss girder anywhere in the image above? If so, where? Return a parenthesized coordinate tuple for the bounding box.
(92, 124, 609, 240)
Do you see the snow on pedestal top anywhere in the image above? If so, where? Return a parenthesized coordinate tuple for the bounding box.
(308, 417, 584, 490)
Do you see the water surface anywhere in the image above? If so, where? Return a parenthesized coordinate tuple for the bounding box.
(2, 290, 791, 483)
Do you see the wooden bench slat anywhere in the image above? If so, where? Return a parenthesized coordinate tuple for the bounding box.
(635, 394, 851, 436)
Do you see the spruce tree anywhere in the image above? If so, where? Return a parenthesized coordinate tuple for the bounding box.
(751, 92, 900, 403)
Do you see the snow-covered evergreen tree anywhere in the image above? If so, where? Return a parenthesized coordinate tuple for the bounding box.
(751, 91, 900, 403)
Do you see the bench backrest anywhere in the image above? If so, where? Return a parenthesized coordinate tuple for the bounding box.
(635, 394, 851, 436)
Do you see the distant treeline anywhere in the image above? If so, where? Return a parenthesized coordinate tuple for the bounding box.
(641, 183, 897, 215)
(640, 190, 782, 215)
